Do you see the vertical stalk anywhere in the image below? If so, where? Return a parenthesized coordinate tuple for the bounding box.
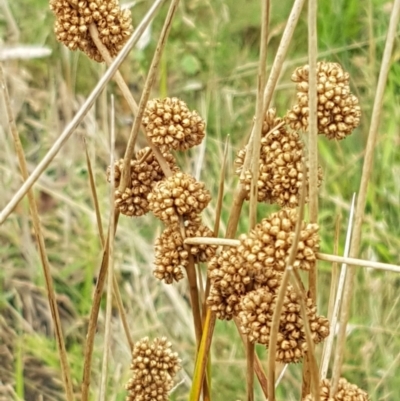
(330, 1, 400, 395)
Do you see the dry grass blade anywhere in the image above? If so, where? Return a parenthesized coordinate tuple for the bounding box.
(0, 64, 75, 401)
(81, 210, 119, 401)
(99, 97, 116, 401)
(0, 0, 163, 226)
(320, 194, 356, 380)
(267, 161, 307, 401)
(330, 2, 400, 394)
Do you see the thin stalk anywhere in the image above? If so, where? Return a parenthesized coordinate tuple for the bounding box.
(267, 162, 307, 401)
(0, 64, 75, 401)
(81, 210, 120, 401)
(0, 0, 163, 225)
(320, 195, 356, 380)
(246, 2, 270, 398)
(330, 2, 400, 395)
(99, 96, 116, 401)
(226, 0, 306, 237)
(303, 0, 319, 391)
(84, 139, 133, 352)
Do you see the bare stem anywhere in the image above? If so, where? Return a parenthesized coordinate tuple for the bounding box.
(330, 2, 400, 394)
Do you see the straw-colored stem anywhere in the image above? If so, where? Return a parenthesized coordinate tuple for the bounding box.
(290, 273, 320, 401)
(81, 210, 119, 401)
(330, 3, 400, 394)
(0, 0, 163, 226)
(268, 163, 307, 401)
(303, 0, 319, 390)
(87, 21, 174, 183)
(84, 140, 134, 352)
(0, 64, 75, 401)
(320, 195, 355, 380)
(99, 97, 116, 401)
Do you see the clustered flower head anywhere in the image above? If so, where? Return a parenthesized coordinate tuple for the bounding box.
(126, 337, 181, 401)
(238, 285, 329, 363)
(303, 377, 370, 401)
(106, 148, 178, 217)
(207, 208, 320, 319)
(153, 219, 216, 284)
(147, 172, 211, 224)
(49, 0, 133, 62)
(143, 97, 206, 153)
(286, 61, 361, 140)
(235, 108, 321, 208)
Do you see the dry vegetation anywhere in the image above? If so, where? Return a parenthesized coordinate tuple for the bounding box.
(1, 1, 400, 401)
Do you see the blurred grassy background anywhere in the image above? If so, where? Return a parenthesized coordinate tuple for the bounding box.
(0, 0, 399, 400)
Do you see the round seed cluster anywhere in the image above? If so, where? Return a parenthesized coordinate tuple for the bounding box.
(286, 62, 361, 140)
(49, 0, 133, 62)
(148, 172, 211, 224)
(303, 378, 370, 401)
(106, 148, 178, 217)
(207, 209, 319, 320)
(241, 208, 320, 272)
(126, 337, 181, 401)
(235, 108, 320, 208)
(154, 220, 216, 284)
(238, 286, 329, 363)
(143, 97, 206, 153)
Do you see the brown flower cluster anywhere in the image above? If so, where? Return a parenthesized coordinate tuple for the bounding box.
(154, 219, 216, 284)
(303, 378, 370, 401)
(286, 61, 361, 140)
(126, 337, 181, 401)
(106, 148, 178, 217)
(49, 0, 133, 62)
(143, 98, 206, 153)
(207, 208, 320, 320)
(238, 286, 329, 363)
(148, 172, 211, 224)
(235, 108, 320, 208)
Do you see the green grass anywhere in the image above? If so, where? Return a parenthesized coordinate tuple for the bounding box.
(1, 0, 400, 400)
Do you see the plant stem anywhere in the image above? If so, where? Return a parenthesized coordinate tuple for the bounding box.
(330, 1, 400, 394)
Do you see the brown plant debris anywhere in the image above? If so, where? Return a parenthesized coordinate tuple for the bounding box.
(286, 61, 361, 140)
(148, 172, 211, 224)
(303, 377, 370, 401)
(154, 218, 216, 284)
(235, 108, 321, 208)
(143, 97, 206, 153)
(238, 286, 329, 363)
(126, 337, 181, 401)
(107, 148, 178, 217)
(49, 0, 133, 62)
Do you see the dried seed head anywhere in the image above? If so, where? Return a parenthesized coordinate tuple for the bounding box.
(286, 62, 361, 140)
(241, 208, 320, 272)
(239, 285, 329, 364)
(207, 246, 251, 320)
(235, 108, 322, 208)
(303, 377, 370, 401)
(49, 0, 133, 62)
(107, 148, 178, 217)
(126, 337, 181, 401)
(143, 97, 206, 152)
(154, 219, 216, 284)
(148, 172, 211, 224)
